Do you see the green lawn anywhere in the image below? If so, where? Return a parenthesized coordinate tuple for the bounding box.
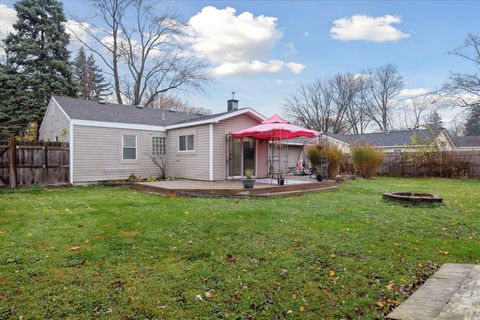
(1, 178, 479, 319)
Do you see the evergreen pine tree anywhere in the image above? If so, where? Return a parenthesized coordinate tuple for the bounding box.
(73, 47, 110, 100)
(87, 54, 110, 101)
(464, 105, 480, 135)
(2, 0, 77, 138)
(426, 110, 444, 130)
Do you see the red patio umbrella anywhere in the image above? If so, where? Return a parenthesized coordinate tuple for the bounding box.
(228, 115, 322, 183)
(229, 114, 321, 140)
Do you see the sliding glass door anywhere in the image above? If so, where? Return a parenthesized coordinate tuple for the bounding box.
(227, 138, 255, 177)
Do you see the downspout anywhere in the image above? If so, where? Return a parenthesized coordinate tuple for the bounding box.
(209, 124, 213, 181)
(69, 122, 73, 184)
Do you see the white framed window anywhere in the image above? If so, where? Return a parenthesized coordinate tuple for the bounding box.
(178, 134, 194, 152)
(152, 136, 166, 155)
(122, 135, 137, 160)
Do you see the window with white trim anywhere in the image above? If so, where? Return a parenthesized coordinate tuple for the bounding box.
(178, 134, 194, 152)
(152, 136, 166, 155)
(122, 135, 137, 160)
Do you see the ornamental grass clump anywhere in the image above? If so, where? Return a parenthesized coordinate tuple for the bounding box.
(306, 142, 343, 179)
(351, 143, 385, 178)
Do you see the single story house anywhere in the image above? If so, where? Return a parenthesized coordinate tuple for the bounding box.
(452, 136, 480, 151)
(281, 128, 456, 167)
(326, 129, 455, 153)
(39, 96, 270, 184)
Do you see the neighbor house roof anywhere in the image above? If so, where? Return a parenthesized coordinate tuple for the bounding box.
(453, 135, 480, 148)
(327, 129, 445, 147)
(53, 96, 202, 126)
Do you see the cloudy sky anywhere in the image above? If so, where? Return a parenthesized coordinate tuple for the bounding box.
(1, 0, 478, 121)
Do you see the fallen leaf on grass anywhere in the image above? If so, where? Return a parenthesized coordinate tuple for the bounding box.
(438, 250, 449, 256)
(227, 254, 237, 262)
(205, 291, 214, 300)
(300, 306, 305, 313)
(118, 231, 139, 238)
(0, 230, 6, 235)
(327, 269, 335, 277)
(67, 246, 82, 252)
(386, 282, 394, 291)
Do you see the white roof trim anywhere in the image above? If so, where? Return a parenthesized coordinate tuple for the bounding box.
(165, 108, 265, 130)
(71, 119, 166, 132)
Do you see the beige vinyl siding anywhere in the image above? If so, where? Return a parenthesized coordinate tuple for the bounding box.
(212, 113, 263, 180)
(72, 125, 165, 182)
(256, 140, 268, 178)
(166, 125, 210, 180)
(39, 99, 70, 142)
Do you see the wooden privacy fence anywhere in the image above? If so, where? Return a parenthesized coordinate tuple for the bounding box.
(378, 151, 480, 178)
(0, 137, 70, 188)
(339, 151, 480, 178)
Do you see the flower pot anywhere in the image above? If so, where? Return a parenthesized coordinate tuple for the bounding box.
(278, 178, 285, 185)
(316, 174, 322, 182)
(242, 179, 256, 189)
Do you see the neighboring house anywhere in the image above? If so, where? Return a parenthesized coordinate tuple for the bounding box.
(452, 136, 480, 151)
(39, 96, 267, 184)
(281, 129, 456, 164)
(326, 129, 455, 153)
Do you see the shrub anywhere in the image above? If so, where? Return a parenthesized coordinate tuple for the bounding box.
(306, 144, 321, 169)
(325, 145, 342, 179)
(351, 143, 385, 178)
(307, 142, 343, 179)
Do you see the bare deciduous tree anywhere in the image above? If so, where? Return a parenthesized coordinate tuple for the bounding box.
(283, 78, 347, 134)
(284, 73, 371, 134)
(364, 64, 404, 131)
(443, 33, 480, 107)
(146, 92, 211, 115)
(396, 94, 441, 130)
(69, 0, 210, 105)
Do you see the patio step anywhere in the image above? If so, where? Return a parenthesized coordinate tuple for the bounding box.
(252, 185, 338, 198)
(387, 263, 479, 320)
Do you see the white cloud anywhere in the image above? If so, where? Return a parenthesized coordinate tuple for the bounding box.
(0, 4, 17, 58)
(0, 4, 16, 41)
(213, 59, 305, 76)
(284, 42, 298, 55)
(331, 14, 409, 42)
(286, 62, 305, 74)
(303, 31, 309, 37)
(275, 80, 285, 85)
(65, 20, 92, 47)
(398, 88, 430, 97)
(188, 6, 305, 76)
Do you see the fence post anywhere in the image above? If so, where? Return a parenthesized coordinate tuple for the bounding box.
(44, 144, 49, 185)
(7, 135, 17, 188)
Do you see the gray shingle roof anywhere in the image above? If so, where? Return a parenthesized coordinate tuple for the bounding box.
(328, 129, 444, 147)
(53, 96, 203, 126)
(453, 135, 480, 148)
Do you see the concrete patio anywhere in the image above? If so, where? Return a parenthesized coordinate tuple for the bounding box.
(131, 177, 339, 198)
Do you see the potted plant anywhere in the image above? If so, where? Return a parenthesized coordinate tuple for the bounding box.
(278, 169, 285, 185)
(242, 168, 255, 189)
(315, 166, 323, 182)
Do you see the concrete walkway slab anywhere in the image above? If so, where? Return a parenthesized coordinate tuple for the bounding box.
(387, 263, 476, 320)
(436, 265, 480, 319)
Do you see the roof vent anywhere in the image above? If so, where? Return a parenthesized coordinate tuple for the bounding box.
(227, 91, 238, 112)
